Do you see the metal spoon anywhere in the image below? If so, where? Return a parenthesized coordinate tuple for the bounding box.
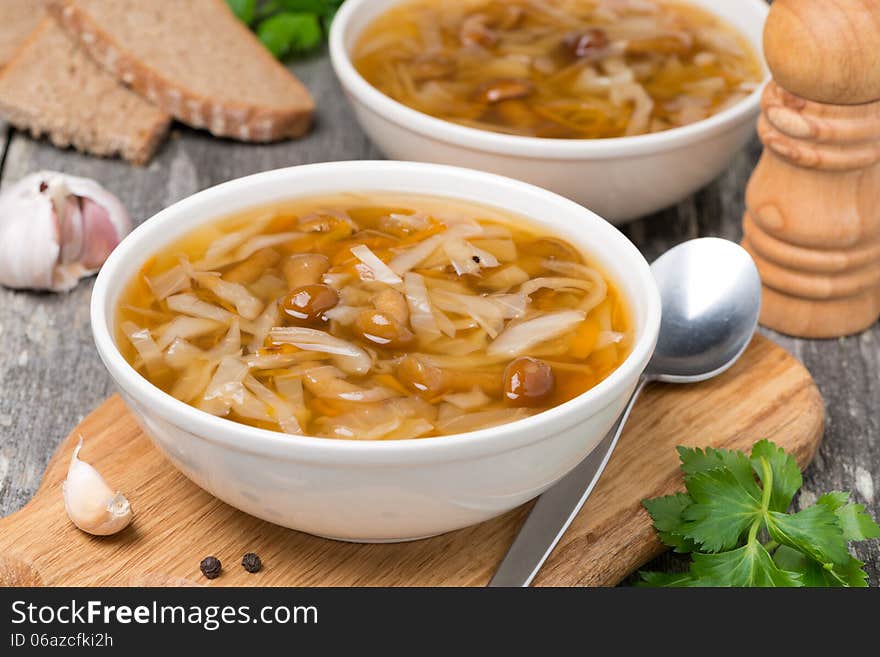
(489, 237, 762, 587)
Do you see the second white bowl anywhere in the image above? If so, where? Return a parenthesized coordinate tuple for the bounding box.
(330, 0, 770, 224)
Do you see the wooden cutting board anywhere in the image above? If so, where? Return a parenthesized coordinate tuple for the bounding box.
(0, 335, 824, 587)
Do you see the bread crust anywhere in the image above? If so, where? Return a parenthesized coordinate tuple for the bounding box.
(0, 17, 170, 165)
(49, 0, 314, 142)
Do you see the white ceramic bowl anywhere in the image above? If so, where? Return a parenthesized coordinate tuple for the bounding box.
(92, 161, 661, 542)
(330, 0, 770, 225)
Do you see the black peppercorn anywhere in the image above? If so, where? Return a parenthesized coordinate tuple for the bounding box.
(200, 556, 222, 579)
(241, 552, 262, 574)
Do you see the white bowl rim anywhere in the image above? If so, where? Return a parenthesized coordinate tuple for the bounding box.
(329, 0, 770, 160)
(91, 161, 661, 464)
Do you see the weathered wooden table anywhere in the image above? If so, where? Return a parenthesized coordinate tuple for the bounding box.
(0, 52, 877, 585)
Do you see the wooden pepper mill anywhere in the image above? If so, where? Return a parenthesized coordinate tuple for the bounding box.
(741, 0, 880, 338)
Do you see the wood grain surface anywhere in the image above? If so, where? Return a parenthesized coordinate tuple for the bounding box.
(0, 336, 824, 587)
(0, 24, 878, 583)
(743, 0, 880, 338)
(763, 0, 880, 105)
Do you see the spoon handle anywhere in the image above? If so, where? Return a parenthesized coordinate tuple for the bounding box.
(488, 376, 650, 587)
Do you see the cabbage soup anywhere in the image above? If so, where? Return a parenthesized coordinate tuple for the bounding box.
(353, 0, 763, 139)
(117, 195, 632, 440)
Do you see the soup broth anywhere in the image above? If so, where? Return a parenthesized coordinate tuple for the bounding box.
(117, 195, 632, 440)
(353, 0, 763, 139)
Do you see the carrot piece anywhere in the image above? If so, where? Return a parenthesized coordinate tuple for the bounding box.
(570, 318, 600, 359)
(373, 374, 410, 396)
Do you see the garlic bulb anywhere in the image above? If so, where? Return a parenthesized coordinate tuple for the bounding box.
(0, 171, 131, 292)
(62, 438, 132, 536)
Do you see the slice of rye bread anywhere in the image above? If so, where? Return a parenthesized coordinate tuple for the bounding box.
(50, 0, 315, 142)
(0, 0, 46, 69)
(0, 1, 48, 69)
(0, 18, 170, 165)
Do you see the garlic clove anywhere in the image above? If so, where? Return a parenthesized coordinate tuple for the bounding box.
(0, 182, 58, 290)
(0, 171, 131, 292)
(58, 195, 85, 265)
(62, 438, 132, 536)
(80, 198, 122, 269)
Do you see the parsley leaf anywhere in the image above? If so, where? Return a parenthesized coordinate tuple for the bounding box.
(227, 0, 257, 25)
(677, 445, 760, 499)
(277, 0, 335, 11)
(817, 492, 880, 541)
(637, 570, 694, 587)
(680, 468, 762, 552)
(642, 493, 698, 553)
(321, 3, 341, 32)
(227, 0, 341, 59)
(765, 505, 850, 567)
(690, 542, 803, 587)
(640, 440, 880, 587)
(750, 439, 802, 512)
(258, 12, 323, 59)
(773, 546, 869, 588)
(815, 490, 850, 509)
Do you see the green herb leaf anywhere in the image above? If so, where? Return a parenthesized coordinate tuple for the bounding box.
(256, 0, 281, 19)
(226, 0, 257, 25)
(258, 12, 323, 59)
(765, 505, 850, 567)
(640, 440, 880, 587)
(817, 492, 880, 541)
(680, 468, 762, 552)
(750, 439, 802, 512)
(637, 570, 694, 587)
(322, 3, 341, 33)
(642, 493, 698, 553)
(815, 490, 850, 511)
(773, 545, 869, 588)
(238, 0, 340, 59)
(690, 541, 803, 587)
(677, 445, 760, 500)
(277, 0, 333, 12)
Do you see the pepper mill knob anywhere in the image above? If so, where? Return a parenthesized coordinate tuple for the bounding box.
(741, 0, 880, 337)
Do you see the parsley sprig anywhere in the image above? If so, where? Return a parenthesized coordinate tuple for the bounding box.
(227, 0, 344, 59)
(640, 440, 880, 587)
